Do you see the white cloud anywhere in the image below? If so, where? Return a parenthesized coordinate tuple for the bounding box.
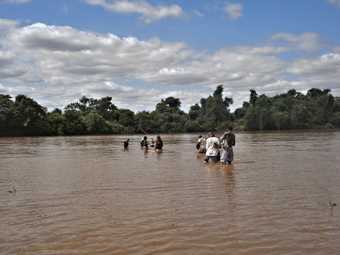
(84, 0, 184, 23)
(288, 53, 340, 76)
(0, 51, 15, 65)
(143, 46, 286, 88)
(0, 0, 30, 4)
(0, 20, 339, 111)
(281, 53, 340, 94)
(328, 0, 340, 7)
(224, 3, 243, 20)
(0, 21, 197, 110)
(272, 32, 322, 51)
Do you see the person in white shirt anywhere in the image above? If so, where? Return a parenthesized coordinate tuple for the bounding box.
(204, 132, 220, 163)
(196, 135, 206, 154)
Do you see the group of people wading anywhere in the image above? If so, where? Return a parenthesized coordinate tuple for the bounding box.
(196, 126, 236, 165)
(140, 135, 164, 151)
(123, 135, 164, 152)
(122, 127, 235, 165)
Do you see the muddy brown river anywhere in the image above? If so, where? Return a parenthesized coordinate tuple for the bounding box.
(0, 132, 340, 255)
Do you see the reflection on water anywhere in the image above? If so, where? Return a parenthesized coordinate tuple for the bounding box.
(1, 132, 340, 255)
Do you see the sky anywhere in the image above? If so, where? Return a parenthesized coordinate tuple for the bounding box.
(1, 0, 340, 112)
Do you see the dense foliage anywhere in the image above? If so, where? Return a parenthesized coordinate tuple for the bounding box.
(1, 86, 340, 136)
(234, 88, 340, 130)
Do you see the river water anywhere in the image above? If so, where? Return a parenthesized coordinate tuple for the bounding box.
(0, 132, 340, 255)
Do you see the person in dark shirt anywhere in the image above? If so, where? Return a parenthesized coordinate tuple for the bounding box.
(196, 135, 202, 150)
(220, 127, 236, 165)
(155, 136, 163, 151)
(140, 136, 149, 149)
(123, 139, 130, 150)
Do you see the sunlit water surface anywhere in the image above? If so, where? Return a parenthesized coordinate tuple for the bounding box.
(0, 132, 340, 255)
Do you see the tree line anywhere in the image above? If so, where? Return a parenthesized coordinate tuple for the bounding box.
(1, 85, 340, 136)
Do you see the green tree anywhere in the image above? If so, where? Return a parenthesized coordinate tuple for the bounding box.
(91, 97, 118, 120)
(135, 111, 159, 133)
(188, 104, 201, 120)
(13, 95, 50, 135)
(156, 97, 182, 113)
(47, 109, 66, 135)
(195, 85, 233, 128)
(118, 109, 135, 128)
(63, 109, 86, 135)
(0, 95, 15, 135)
(250, 89, 258, 105)
(83, 112, 112, 134)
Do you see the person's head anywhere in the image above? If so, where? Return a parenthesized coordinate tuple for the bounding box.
(209, 132, 215, 137)
(198, 135, 202, 138)
(127, 139, 130, 142)
(157, 135, 161, 141)
(143, 136, 147, 140)
(227, 126, 233, 132)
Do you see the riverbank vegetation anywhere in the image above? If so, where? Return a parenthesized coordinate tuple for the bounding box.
(1, 86, 340, 136)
